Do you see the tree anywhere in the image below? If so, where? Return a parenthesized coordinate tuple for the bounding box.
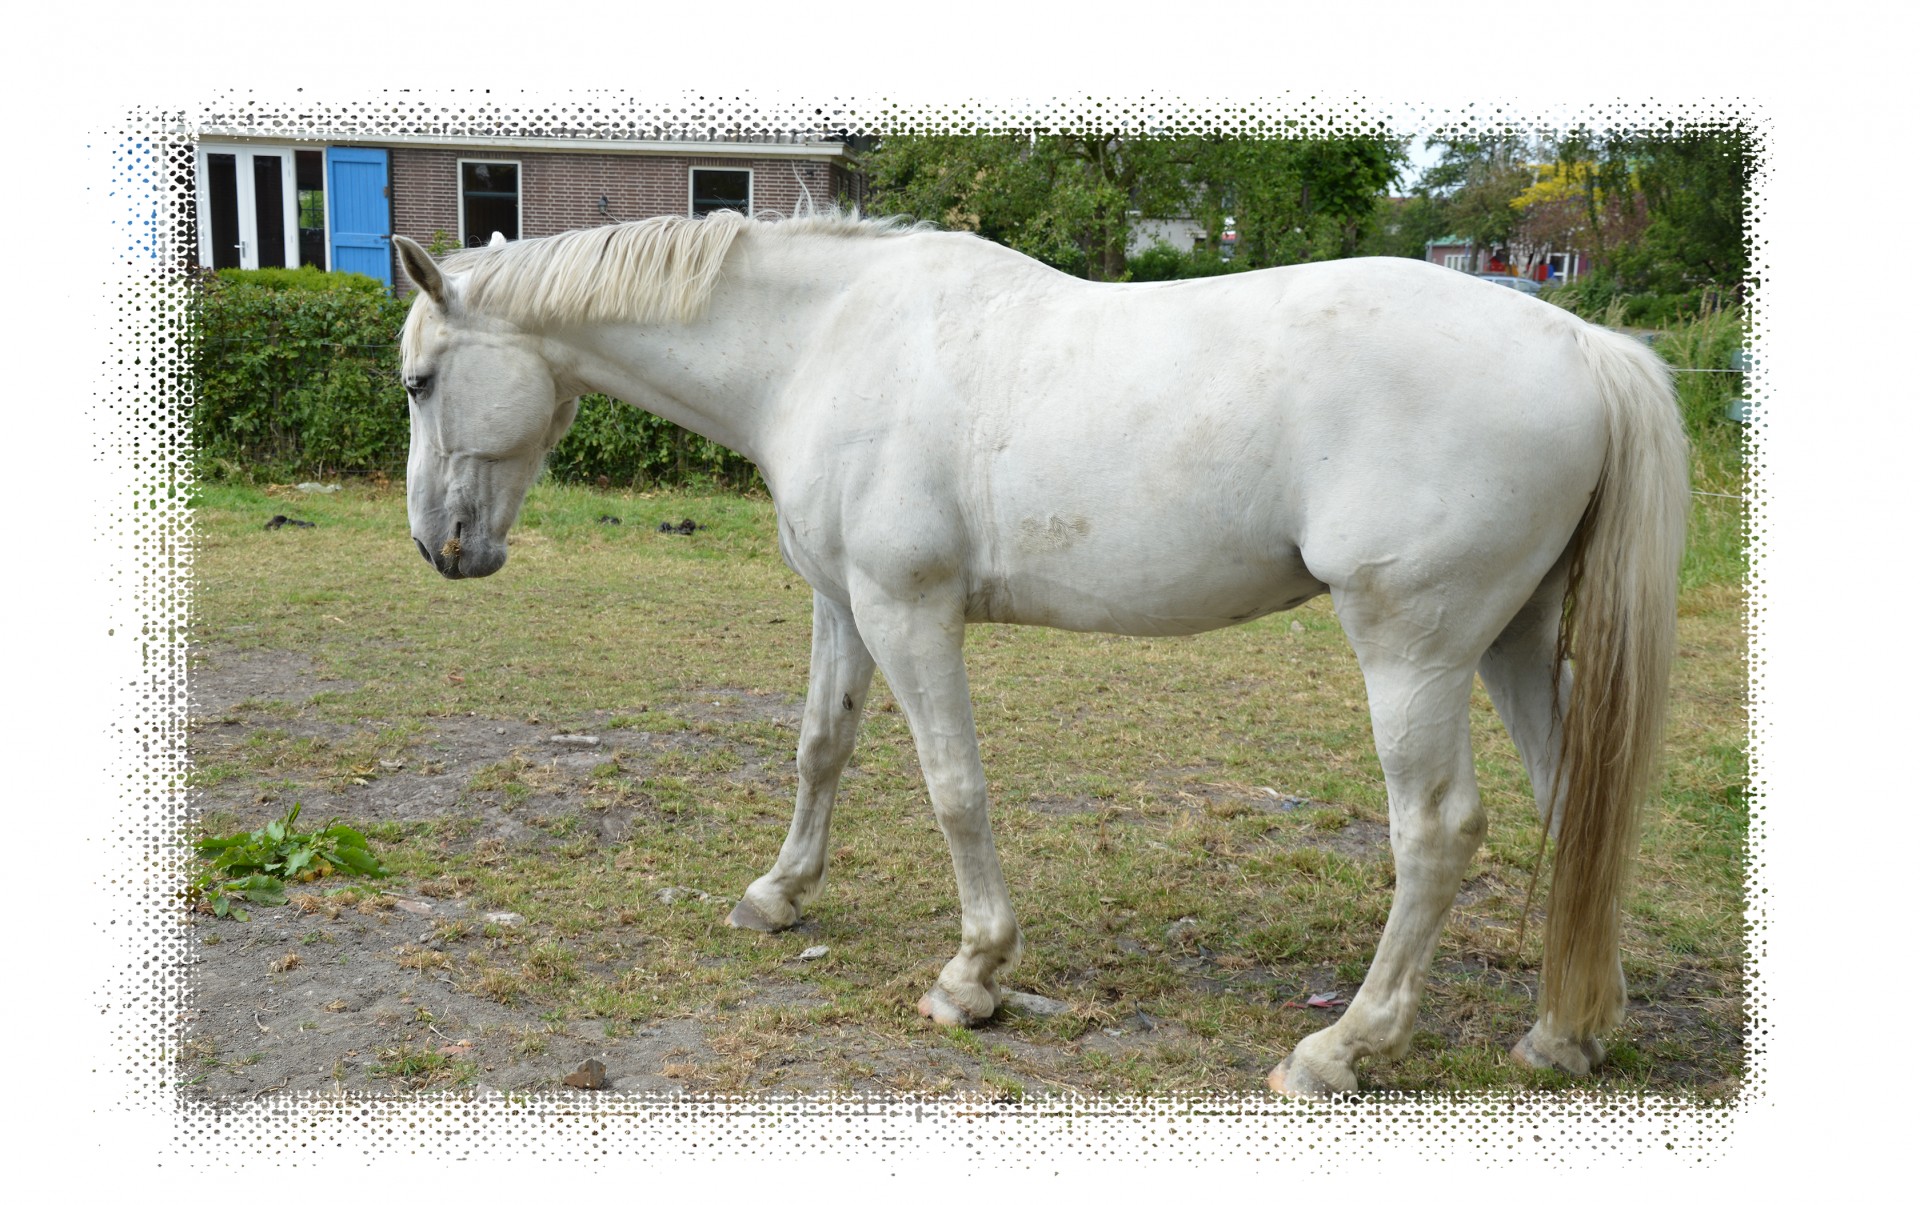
(1545, 125, 1753, 299)
(1416, 136, 1535, 261)
(858, 134, 1188, 280)
(857, 134, 1407, 280)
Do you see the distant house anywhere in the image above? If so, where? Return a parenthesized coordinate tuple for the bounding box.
(193, 128, 863, 289)
(1423, 236, 1588, 284)
(1128, 216, 1210, 257)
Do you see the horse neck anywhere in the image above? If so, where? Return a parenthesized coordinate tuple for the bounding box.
(543, 227, 880, 465)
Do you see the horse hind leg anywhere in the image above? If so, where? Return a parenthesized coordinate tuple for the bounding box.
(728, 591, 875, 933)
(1272, 600, 1488, 1096)
(1477, 566, 1620, 1077)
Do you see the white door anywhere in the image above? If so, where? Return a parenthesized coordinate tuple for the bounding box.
(196, 143, 299, 271)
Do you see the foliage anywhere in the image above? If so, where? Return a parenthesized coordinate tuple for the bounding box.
(1417, 125, 1753, 317)
(191, 271, 414, 480)
(213, 265, 387, 294)
(1125, 239, 1243, 282)
(545, 395, 760, 490)
(1416, 136, 1534, 254)
(1356, 193, 1451, 259)
(859, 134, 1406, 279)
(190, 272, 752, 487)
(190, 804, 388, 920)
(1588, 127, 1754, 302)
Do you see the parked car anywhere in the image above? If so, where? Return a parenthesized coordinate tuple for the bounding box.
(1472, 272, 1543, 295)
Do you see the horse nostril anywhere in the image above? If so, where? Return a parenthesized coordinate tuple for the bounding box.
(413, 537, 432, 564)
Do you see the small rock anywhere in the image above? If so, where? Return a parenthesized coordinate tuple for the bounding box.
(483, 911, 524, 926)
(1165, 916, 1200, 943)
(1290, 620, 1305, 634)
(549, 734, 600, 747)
(295, 482, 342, 493)
(392, 898, 433, 916)
(1002, 991, 1071, 1017)
(797, 945, 829, 962)
(656, 886, 709, 905)
(563, 1058, 608, 1090)
(494, 727, 505, 735)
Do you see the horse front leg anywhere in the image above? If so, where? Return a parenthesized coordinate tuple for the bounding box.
(728, 591, 875, 933)
(852, 584, 1020, 1027)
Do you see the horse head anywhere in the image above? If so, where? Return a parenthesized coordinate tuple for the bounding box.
(394, 235, 580, 580)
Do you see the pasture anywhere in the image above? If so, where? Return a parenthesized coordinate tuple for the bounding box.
(182, 471, 1746, 1099)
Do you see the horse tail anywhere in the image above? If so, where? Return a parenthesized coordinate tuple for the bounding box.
(1540, 323, 1690, 1038)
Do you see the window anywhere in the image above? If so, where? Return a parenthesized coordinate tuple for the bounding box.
(461, 160, 520, 247)
(196, 143, 299, 271)
(295, 149, 326, 270)
(690, 168, 751, 217)
(1443, 253, 1468, 272)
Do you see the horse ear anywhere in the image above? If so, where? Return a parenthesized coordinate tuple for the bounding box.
(489, 231, 507, 249)
(393, 235, 446, 306)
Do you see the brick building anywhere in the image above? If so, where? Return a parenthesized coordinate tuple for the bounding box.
(193, 132, 862, 289)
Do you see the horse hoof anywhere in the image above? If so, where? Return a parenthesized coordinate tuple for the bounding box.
(725, 897, 788, 933)
(1511, 1029, 1605, 1077)
(918, 985, 992, 1028)
(1267, 1052, 1358, 1097)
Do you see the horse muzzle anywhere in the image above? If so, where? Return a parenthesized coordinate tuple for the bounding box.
(413, 532, 507, 580)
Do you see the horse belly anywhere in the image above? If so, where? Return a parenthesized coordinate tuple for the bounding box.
(968, 532, 1324, 636)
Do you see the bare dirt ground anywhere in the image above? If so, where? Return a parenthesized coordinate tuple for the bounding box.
(180, 646, 1231, 1102)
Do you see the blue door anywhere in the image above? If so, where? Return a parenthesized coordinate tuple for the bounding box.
(326, 146, 391, 286)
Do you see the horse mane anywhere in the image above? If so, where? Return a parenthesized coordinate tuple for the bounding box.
(435, 208, 923, 331)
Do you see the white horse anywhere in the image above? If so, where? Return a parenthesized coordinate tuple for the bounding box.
(394, 210, 1688, 1095)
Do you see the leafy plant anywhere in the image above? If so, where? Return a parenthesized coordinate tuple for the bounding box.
(189, 272, 755, 488)
(190, 804, 388, 919)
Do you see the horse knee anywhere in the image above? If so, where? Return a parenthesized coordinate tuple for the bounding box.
(1391, 779, 1485, 859)
(796, 734, 846, 783)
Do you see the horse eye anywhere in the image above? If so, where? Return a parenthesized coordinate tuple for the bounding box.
(405, 374, 432, 397)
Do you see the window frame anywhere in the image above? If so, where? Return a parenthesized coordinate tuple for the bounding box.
(688, 166, 753, 218)
(457, 158, 523, 248)
(195, 141, 302, 271)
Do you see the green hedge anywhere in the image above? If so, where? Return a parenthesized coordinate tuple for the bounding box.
(190, 267, 757, 488)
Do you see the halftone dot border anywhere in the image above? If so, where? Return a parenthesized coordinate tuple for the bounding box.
(107, 92, 1763, 1172)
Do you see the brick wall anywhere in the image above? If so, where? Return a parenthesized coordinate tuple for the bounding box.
(391, 147, 851, 252)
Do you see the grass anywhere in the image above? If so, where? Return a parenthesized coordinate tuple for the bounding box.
(187, 438, 1747, 1097)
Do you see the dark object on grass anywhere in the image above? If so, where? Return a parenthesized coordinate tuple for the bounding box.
(263, 515, 316, 530)
(563, 1058, 609, 1089)
(597, 514, 622, 524)
(658, 518, 703, 535)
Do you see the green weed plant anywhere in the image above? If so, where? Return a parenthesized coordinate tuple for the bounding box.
(190, 803, 388, 919)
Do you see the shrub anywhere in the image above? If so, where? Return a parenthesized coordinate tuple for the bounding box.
(190, 271, 413, 480)
(1125, 240, 1243, 282)
(190, 270, 755, 488)
(214, 265, 387, 294)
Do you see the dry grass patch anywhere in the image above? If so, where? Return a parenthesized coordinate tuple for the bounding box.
(188, 480, 1748, 1097)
